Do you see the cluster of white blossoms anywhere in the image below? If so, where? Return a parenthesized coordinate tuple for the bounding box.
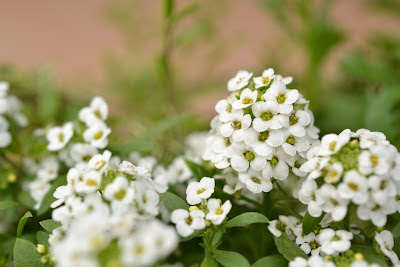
(202, 69, 320, 195)
(0, 81, 28, 148)
(47, 150, 177, 267)
(171, 177, 232, 237)
(268, 214, 398, 266)
(25, 97, 112, 209)
(298, 129, 400, 226)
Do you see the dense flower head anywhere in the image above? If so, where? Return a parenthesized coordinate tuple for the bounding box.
(0, 81, 28, 148)
(298, 128, 400, 226)
(49, 150, 177, 267)
(203, 69, 320, 195)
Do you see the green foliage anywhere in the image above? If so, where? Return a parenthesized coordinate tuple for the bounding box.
(17, 211, 33, 238)
(0, 200, 18, 211)
(224, 212, 269, 228)
(213, 249, 250, 267)
(273, 236, 308, 261)
(200, 255, 219, 267)
(302, 212, 324, 235)
(38, 176, 67, 216)
(160, 192, 189, 212)
(13, 238, 42, 267)
(39, 219, 61, 233)
(253, 255, 287, 267)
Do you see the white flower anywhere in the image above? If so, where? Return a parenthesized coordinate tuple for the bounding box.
(324, 162, 344, 184)
(300, 156, 330, 179)
(230, 144, 266, 172)
(205, 199, 232, 225)
(354, 129, 388, 149)
(318, 129, 351, 156)
(219, 110, 252, 142)
(298, 179, 322, 217)
(215, 95, 238, 122)
(316, 184, 349, 221)
(253, 68, 274, 88)
(274, 74, 293, 85)
(243, 128, 283, 157)
(358, 146, 390, 175)
(83, 121, 111, 149)
(0, 116, 11, 148)
(368, 175, 396, 205)
(357, 197, 397, 227)
(121, 235, 156, 267)
(88, 150, 112, 172)
(79, 96, 108, 126)
(263, 81, 299, 114)
(69, 143, 98, 165)
(171, 209, 206, 237)
(319, 229, 353, 255)
(75, 170, 102, 194)
(281, 130, 310, 157)
(104, 176, 135, 205)
(337, 170, 368, 204)
(375, 230, 399, 265)
(186, 177, 215, 205)
(227, 70, 252, 91)
(238, 168, 272, 194)
(251, 100, 282, 131)
(289, 255, 335, 267)
(46, 122, 74, 151)
(232, 88, 258, 109)
(279, 110, 311, 137)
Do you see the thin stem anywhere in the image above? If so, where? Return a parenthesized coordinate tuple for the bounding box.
(239, 194, 262, 209)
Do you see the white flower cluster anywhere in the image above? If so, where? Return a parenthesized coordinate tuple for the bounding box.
(268, 215, 385, 267)
(26, 97, 112, 209)
(0, 81, 28, 148)
(202, 69, 319, 195)
(171, 177, 232, 237)
(48, 150, 177, 267)
(298, 129, 400, 226)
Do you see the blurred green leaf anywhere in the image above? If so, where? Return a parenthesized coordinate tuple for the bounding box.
(160, 192, 189, 212)
(225, 212, 269, 228)
(13, 238, 42, 267)
(274, 236, 308, 261)
(213, 250, 250, 267)
(352, 245, 389, 266)
(38, 176, 67, 216)
(253, 255, 287, 267)
(40, 219, 61, 233)
(302, 212, 323, 235)
(108, 142, 155, 154)
(201, 255, 219, 267)
(0, 201, 18, 211)
(17, 211, 32, 238)
(36, 231, 49, 247)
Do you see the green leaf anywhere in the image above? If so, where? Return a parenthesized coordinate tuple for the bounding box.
(200, 255, 219, 267)
(18, 191, 36, 210)
(38, 176, 66, 215)
(253, 255, 288, 267)
(352, 245, 389, 267)
(302, 211, 323, 235)
(37, 231, 50, 247)
(0, 201, 18, 211)
(13, 238, 42, 267)
(160, 192, 189, 213)
(185, 160, 210, 180)
(173, 3, 199, 22)
(393, 223, 400, 238)
(213, 250, 250, 267)
(38, 87, 60, 123)
(225, 212, 268, 228)
(273, 236, 308, 261)
(39, 219, 61, 233)
(108, 142, 155, 154)
(17, 211, 32, 238)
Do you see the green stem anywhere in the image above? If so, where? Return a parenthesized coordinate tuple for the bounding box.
(239, 195, 262, 209)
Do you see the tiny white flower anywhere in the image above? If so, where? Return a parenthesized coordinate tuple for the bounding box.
(171, 209, 206, 237)
(357, 197, 397, 227)
(253, 68, 275, 88)
(79, 96, 108, 126)
(83, 121, 111, 149)
(232, 88, 258, 110)
(358, 146, 390, 175)
(319, 228, 353, 255)
(289, 255, 335, 267)
(317, 184, 349, 221)
(88, 150, 112, 172)
(337, 170, 368, 204)
(104, 176, 135, 205)
(46, 122, 74, 151)
(219, 110, 252, 142)
(227, 70, 252, 91)
(230, 144, 266, 172)
(324, 162, 344, 184)
(318, 129, 351, 156)
(279, 110, 311, 137)
(375, 230, 399, 265)
(243, 128, 283, 157)
(274, 74, 293, 85)
(215, 95, 238, 122)
(206, 199, 232, 225)
(186, 177, 215, 205)
(354, 129, 388, 149)
(75, 170, 102, 194)
(263, 81, 299, 114)
(238, 168, 272, 194)
(0, 116, 11, 148)
(251, 100, 283, 131)
(368, 175, 396, 205)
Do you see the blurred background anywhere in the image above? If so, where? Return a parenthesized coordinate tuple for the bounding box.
(1, 0, 400, 162)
